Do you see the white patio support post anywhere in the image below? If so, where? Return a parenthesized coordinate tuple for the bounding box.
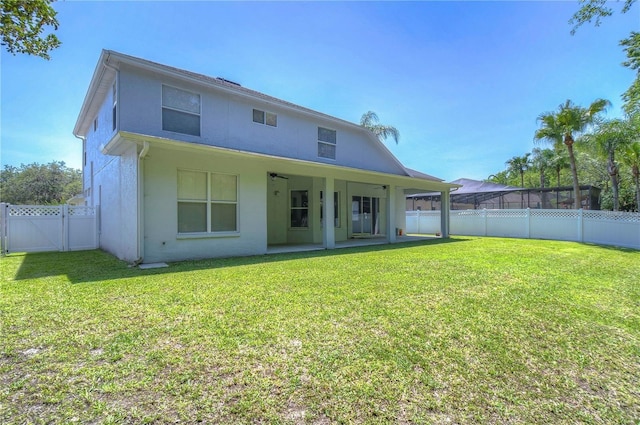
(323, 176, 335, 249)
(387, 185, 397, 243)
(440, 189, 450, 238)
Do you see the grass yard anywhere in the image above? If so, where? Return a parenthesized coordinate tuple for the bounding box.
(1, 237, 639, 424)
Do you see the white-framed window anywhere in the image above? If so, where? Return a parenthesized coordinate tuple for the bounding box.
(318, 127, 336, 159)
(177, 169, 238, 233)
(290, 190, 309, 228)
(162, 85, 201, 136)
(253, 108, 277, 127)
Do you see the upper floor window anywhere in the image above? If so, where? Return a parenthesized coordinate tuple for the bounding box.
(318, 127, 336, 159)
(162, 85, 201, 136)
(253, 109, 277, 127)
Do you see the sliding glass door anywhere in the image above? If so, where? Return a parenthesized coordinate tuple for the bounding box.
(351, 196, 381, 236)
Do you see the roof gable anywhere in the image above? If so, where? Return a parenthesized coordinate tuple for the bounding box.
(74, 50, 446, 181)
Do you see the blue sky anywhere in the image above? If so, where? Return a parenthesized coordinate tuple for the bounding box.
(1, 1, 637, 182)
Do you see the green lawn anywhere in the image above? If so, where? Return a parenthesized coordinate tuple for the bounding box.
(1, 237, 638, 424)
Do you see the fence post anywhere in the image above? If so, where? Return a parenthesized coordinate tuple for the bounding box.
(526, 208, 531, 239)
(0, 203, 7, 255)
(577, 208, 583, 242)
(483, 208, 487, 236)
(62, 204, 69, 252)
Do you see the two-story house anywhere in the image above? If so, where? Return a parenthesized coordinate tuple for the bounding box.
(73, 50, 454, 263)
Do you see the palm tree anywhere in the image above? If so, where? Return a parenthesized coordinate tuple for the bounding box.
(486, 171, 510, 185)
(534, 99, 611, 209)
(506, 153, 531, 188)
(622, 141, 640, 211)
(583, 119, 633, 210)
(550, 149, 570, 188)
(531, 148, 556, 208)
(506, 153, 531, 208)
(531, 147, 555, 188)
(360, 111, 400, 144)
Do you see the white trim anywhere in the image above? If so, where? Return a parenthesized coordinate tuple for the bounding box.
(176, 232, 240, 240)
(108, 132, 458, 192)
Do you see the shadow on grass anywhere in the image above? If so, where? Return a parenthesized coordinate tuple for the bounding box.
(7, 237, 471, 284)
(578, 242, 640, 253)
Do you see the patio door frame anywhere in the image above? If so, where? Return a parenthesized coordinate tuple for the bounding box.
(351, 195, 382, 237)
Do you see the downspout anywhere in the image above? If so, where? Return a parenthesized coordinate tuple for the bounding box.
(73, 133, 86, 198)
(137, 141, 150, 263)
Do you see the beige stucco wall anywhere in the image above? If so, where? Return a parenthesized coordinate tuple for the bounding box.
(143, 147, 268, 263)
(140, 143, 415, 263)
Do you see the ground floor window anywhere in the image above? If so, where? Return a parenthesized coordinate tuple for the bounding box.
(177, 169, 237, 233)
(290, 190, 309, 228)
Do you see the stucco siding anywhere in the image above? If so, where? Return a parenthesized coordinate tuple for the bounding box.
(117, 65, 407, 176)
(82, 73, 118, 206)
(142, 147, 268, 263)
(119, 145, 139, 261)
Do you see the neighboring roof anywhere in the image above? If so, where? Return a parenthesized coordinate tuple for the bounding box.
(405, 168, 444, 183)
(74, 50, 450, 186)
(408, 178, 520, 197)
(447, 178, 521, 194)
(407, 178, 522, 204)
(408, 178, 601, 205)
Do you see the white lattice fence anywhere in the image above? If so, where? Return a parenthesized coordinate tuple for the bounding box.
(583, 210, 640, 249)
(406, 209, 640, 249)
(0, 204, 98, 254)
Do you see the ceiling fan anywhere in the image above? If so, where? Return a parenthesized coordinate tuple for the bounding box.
(269, 173, 289, 181)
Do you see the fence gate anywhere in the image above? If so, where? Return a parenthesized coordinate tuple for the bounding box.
(0, 203, 98, 254)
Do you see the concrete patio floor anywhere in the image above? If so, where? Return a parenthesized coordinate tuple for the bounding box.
(266, 234, 438, 255)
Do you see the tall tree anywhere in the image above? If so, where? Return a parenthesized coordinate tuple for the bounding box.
(531, 147, 557, 208)
(0, 161, 81, 204)
(622, 141, 640, 211)
(534, 99, 611, 209)
(550, 149, 570, 188)
(620, 32, 640, 116)
(570, 0, 639, 115)
(569, 0, 636, 34)
(486, 171, 511, 185)
(0, 0, 60, 59)
(583, 119, 633, 210)
(531, 147, 556, 188)
(360, 111, 400, 144)
(506, 153, 531, 208)
(505, 153, 531, 188)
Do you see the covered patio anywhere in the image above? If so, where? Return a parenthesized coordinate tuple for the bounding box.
(266, 234, 437, 255)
